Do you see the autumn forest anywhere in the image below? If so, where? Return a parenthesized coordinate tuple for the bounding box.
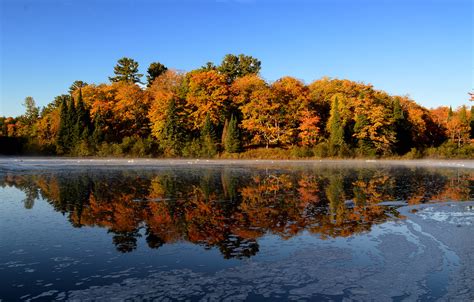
(1, 54, 473, 158)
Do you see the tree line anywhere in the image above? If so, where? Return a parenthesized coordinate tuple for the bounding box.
(1, 54, 473, 158)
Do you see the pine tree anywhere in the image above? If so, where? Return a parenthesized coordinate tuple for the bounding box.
(146, 62, 168, 87)
(200, 113, 217, 157)
(224, 114, 241, 153)
(109, 57, 143, 83)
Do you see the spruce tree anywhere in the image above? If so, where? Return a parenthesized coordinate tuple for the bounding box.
(67, 97, 78, 147)
(458, 106, 469, 146)
(200, 113, 217, 157)
(160, 99, 183, 156)
(91, 112, 105, 147)
(57, 97, 70, 153)
(75, 89, 92, 140)
(392, 97, 411, 154)
(224, 114, 241, 153)
(353, 114, 371, 155)
(327, 95, 344, 155)
(393, 97, 404, 120)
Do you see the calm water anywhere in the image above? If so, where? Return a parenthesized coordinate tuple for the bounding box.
(1, 159, 473, 301)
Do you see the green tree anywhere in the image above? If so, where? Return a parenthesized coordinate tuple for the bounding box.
(458, 105, 470, 146)
(200, 113, 217, 157)
(57, 96, 71, 153)
(160, 99, 184, 156)
(224, 114, 241, 153)
(218, 54, 261, 83)
(91, 112, 105, 147)
(448, 106, 453, 121)
(198, 62, 217, 72)
(146, 62, 168, 87)
(327, 95, 345, 155)
(326, 174, 344, 223)
(392, 97, 411, 154)
(353, 114, 372, 155)
(22, 96, 39, 126)
(67, 97, 78, 146)
(69, 80, 88, 94)
(109, 57, 143, 83)
(74, 89, 92, 140)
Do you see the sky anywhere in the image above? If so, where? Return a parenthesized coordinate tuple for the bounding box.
(0, 0, 473, 117)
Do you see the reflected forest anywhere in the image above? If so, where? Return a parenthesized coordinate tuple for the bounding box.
(2, 166, 473, 258)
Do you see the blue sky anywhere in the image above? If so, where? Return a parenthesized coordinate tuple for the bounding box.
(1, 0, 472, 116)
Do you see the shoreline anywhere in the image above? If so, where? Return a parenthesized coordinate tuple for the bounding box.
(1, 157, 473, 170)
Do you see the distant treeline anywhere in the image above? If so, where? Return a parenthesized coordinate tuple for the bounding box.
(1, 54, 473, 158)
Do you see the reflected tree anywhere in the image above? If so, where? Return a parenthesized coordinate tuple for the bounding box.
(2, 166, 472, 259)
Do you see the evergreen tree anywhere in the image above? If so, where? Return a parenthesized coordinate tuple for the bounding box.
(327, 95, 345, 155)
(198, 62, 217, 72)
(160, 99, 184, 156)
(200, 113, 217, 157)
(392, 97, 411, 154)
(146, 62, 168, 87)
(68, 80, 88, 94)
(74, 89, 92, 140)
(393, 97, 404, 120)
(448, 106, 453, 121)
(218, 54, 261, 83)
(109, 57, 143, 83)
(224, 114, 241, 153)
(67, 97, 78, 146)
(91, 112, 105, 147)
(458, 105, 469, 146)
(57, 96, 71, 153)
(353, 114, 372, 155)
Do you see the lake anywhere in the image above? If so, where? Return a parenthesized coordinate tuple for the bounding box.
(1, 158, 473, 301)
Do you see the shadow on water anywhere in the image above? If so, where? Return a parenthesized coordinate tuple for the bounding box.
(1, 164, 472, 258)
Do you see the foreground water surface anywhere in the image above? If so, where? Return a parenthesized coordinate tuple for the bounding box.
(1, 159, 473, 301)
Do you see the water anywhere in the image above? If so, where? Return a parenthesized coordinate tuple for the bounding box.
(0, 159, 473, 301)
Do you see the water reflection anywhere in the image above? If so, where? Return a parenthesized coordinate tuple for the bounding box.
(1, 166, 472, 258)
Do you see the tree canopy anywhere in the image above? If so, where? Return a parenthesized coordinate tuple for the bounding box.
(2, 54, 473, 158)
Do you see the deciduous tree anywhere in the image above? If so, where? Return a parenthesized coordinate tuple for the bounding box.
(186, 70, 228, 130)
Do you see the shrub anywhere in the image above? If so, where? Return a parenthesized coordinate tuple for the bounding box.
(290, 146, 313, 158)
